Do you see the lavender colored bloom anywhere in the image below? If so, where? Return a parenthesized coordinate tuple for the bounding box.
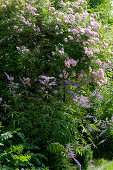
(74, 94, 92, 108)
(67, 151, 76, 159)
(0, 98, 2, 102)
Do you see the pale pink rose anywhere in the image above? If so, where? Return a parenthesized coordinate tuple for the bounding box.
(25, 49, 30, 53)
(14, 26, 18, 29)
(28, 23, 32, 26)
(68, 35, 73, 40)
(103, 41, 108, 48)
(93, 38, 99, 43)
(79, 27, 85, 34)
(75, 13, 81, 20)
(59, 49, 64, 55)
(72, 70, 76, 77)
(37, 27, 40, 32)
(9, 76, 14, 81)
(85, 50, 93, 57)
(90, 21, 100, 30)
(96, 59, 102, 65)
(59, 74, 63, 78)
(18, 28, 23, 32)
(97, 69, 104, 80)
(66, 1, 70, 5)
(63, 69, 66, 75)
(89, 66, 92, 73)
(16, 46, 21, 50)
(72, 29, 79, 35)
(64, 74, 68, 79)
(65, 60, 70, 68)
(92, 72, 97, 78)
(104, 26, 109, 30)
(70, 59, 78, 66)
(64, 38, 68, 42)
(23, 77, 31, 86)
(78, 74, 83, 81)
(67, 8, 73, 14)
(82, 11, 89, 20)
(5, 1, 9, 4)
(2, 5, 6, 8)
(68, 28, 71, 32)
(76, 39, 81, 42)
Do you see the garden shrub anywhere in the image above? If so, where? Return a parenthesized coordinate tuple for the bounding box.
(0, 0, 113, 169)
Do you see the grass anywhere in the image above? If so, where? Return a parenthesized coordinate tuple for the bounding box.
(88, 158, 113, 170)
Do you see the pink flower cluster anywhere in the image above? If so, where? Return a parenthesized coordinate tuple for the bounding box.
(92, 69, 107, 87)
(65, 59, 78, 68)
(78, 73, 83, 81)
(59, 69, 68, 79)
(84, 47, 93, 58)
(103, 41, 108, 48)
(2, 5, 6, 8)
(90, 18, 100, 30)
(59, 48, 65, 55)
(96, 59, 102, 65)
(16, 46, 30, 54)
(67, 8, 74, 14)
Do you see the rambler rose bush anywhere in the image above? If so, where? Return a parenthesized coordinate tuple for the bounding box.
(0, 0, 113, 169)
(47, 0, 113, 88)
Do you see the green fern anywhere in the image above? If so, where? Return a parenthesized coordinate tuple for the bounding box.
(47, 142, 64, 153)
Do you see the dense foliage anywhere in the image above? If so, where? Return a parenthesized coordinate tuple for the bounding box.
(0, 0, 113, 169)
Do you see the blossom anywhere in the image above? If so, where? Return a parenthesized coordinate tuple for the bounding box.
(5, 1, 9, 4)
(36, 27, 40, 32)
(90, 20, 100, 30)
(96, 59, 102, 65)
(68, 35, 73, 40)
(103, 41, 108, 48)
(0, 98, 2, 102)
(72, 29, 79, 35)
(25, 49, 30, 53)
(23, 77, 31, 86)
(64, 38, 68, 42)
(18, 28, 23, 32)
(75, 13, 81, 20)
(64, 74, 68, 79)
(97, 69, 104, 80)
(89, 66, 92, 73)
(14, 26, 18, 29)
(82, 11, 89, 20)
(65, 59, 78, 68)
(2, 5, 6, 8)
(16, 46, 21, 50)
(93, 38, 99, 43)
(63, 69, 66, 75)
(59, 73, 63, 78)
(84, 49, 93, 58)
(92, 72, 97, 78)
(72, 70, 76, 77)
(97, 81, 102, 87)
(78, 74, 83, 81)
(67, 8, 74, 14)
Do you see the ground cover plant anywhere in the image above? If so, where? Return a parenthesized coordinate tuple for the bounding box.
(0, 0, 113, 169)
